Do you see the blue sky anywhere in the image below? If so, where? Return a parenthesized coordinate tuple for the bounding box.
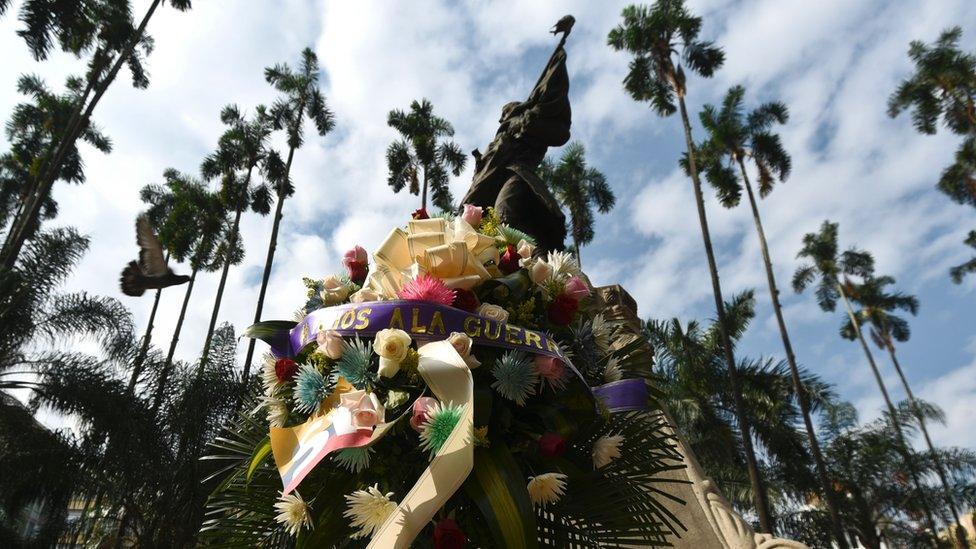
(1, 0, 974, 450)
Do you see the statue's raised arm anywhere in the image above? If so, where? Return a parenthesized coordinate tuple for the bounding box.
(459, 15, 575, 254)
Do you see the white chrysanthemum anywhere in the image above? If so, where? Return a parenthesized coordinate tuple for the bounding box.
(274, 491, 312, 536)
(259, 396, 289, 428)
(343, 484, 396, 539)
(592, 434, 625, 469)
(546, 250, 581, 279)
(603, 357, 622, 383)
(590, 315, 612, 352)
(261, 353, 282, 395)
(526, 473, 568, 508)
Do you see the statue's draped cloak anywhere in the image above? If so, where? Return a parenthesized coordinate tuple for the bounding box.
(459, 45, 571, 253)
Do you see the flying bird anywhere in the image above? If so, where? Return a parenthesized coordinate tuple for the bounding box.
(120, 215, 190, 297)
(550, 15, 575, 37)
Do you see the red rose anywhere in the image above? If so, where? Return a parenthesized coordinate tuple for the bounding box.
(412, 207, 429, 220)
(547, 294, 579, 326)
(538, 432, 566, 459)
(434, 518, 467, 549)
(452, 288, 480, 312)
(274, 358, 298, 382)
(498, 244, 520, 275)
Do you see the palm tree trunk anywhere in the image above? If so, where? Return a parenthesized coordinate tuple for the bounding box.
(421, 166, 429, 210)
(200, 202, 245, 367)
(677, 93, 774, 533)
(737, 158, 849, 546)
(242, 145, 297, 382)
(127, 287, 163, 395)
(838, 287, 942, 546)
(126, 252, 169, 395)
(573, 233, 582, 268)
(1, 0, 164, 271)
(884, 339, 969, 548)
(151, 267, 197, 413)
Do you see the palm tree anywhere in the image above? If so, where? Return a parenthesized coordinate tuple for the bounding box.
(844, 275, 970, 547)
(1, 75, 112, 244)
(537, 142, 615, 267)
(386, 98, 466, 212)
(888, 27, 976, 283)
(607, 1, 776, 532)
(795, 401, 976, 549)
(950, 230, 976, 283)
(792, 220, 942, 545)
(141, 170, 227, 413)
(199, 105, 275, 365)
(693, 85, 849, 545)
(1, 0, 193, 272)
(242, 47, 336, 381)
(649, 291, 836, 516)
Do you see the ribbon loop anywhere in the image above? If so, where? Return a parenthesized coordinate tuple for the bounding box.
(367, 340, 474, 548)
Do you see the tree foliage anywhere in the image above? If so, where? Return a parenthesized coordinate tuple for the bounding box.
(385, 98, 466, 211)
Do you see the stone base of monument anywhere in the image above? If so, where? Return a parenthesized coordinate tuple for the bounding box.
(597, 285, 809, 549)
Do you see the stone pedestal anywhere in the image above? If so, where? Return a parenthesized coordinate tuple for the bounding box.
(596, 286, 809, 549)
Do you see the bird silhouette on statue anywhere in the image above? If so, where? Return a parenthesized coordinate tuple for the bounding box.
(120, 215, 190, 296)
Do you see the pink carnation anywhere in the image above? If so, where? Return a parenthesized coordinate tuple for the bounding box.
(397, 274, 457, 306)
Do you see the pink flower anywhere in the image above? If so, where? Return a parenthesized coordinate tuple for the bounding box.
(534, 355, 566, 389)
(563, 276, 589, 301)
(410, 396, 439, 432)
(316, 330, 345, 360)
(339, 390, 386, 429)
(460, 204, 483, 227)
(398, 274, 457, 306)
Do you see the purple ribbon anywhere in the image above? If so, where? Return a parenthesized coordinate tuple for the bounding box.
(592, 379, 649, 412)
(275, 300, 568, 361)
(266, 300, 649, 413)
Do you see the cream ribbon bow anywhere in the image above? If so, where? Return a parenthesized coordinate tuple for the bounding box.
(366, 340, 474, 548)
(366, 217, 499, 298)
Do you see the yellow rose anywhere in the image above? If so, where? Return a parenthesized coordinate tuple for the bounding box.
(320, 275, 354, 304)
(477, 303, 509, 324)
(349, 287, 381, 303)
(373, 328, 410, 368)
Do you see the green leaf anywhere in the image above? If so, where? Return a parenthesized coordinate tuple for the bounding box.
(246, 436, 272, 483)
(244, 320, 297, 352)
(463, 442, 539, 549)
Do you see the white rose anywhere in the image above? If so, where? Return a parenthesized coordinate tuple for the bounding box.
(374, 328, 411, 363)
(517, 239, 536, 259)
(447, 332, 481, 369)
(349, 287, 381, 303)
(477, 303, 509, 324)
(529, 260, 553, 284)
(320, 275, 353, 304)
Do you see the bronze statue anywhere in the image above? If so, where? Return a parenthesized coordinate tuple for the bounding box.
(459, 15, 575, 254)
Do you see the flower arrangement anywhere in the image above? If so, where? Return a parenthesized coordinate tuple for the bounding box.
(204, 207, 685, 547)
